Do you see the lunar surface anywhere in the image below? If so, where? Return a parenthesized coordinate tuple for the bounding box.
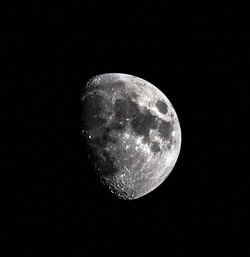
(81, 73, 181, 200)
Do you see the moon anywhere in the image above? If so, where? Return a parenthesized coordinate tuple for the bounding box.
(81, 73, 181, 200)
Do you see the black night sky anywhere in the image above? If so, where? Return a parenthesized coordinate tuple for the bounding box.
(2, 2, 249, 256)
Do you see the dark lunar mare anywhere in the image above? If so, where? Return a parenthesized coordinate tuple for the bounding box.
(158, 120, 173, 140)
(81, 94, 107, 130)
(115, 97, 139, 118)
(81, 91, 174, 177)
(156, 100, 168, 114)
(81, 74, 181, 200)
(150, 141, 161, 153)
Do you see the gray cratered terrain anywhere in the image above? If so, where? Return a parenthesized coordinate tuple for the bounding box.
(81, 73, 181, 200)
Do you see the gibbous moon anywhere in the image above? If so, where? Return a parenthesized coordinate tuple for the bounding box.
(81, 73, 181, 200)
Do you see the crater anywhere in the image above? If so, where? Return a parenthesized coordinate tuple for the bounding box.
(156, 100, 168, 114)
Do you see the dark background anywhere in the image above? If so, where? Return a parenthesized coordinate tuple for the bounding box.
(2, 2, 249, 256)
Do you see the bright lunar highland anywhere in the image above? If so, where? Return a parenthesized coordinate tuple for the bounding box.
(81, 73, 181, 200)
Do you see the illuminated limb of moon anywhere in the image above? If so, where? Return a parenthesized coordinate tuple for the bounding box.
(81, 73, 181, 200)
